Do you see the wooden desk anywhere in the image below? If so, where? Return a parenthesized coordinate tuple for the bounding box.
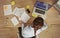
(0, 0, 35, 27)
(39, 6, 60, 38)
(0, 0, 58, 27)
(0, 0, 60, 38)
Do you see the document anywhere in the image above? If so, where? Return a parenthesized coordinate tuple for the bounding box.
(21, 12, 30, 23)
(11, 17, 19, 26)
(3, 5, 12, 15)
(13, 7, 25, 17)
(13, 7, 30, 23)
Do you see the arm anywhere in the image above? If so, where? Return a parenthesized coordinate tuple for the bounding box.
(36, 22, 48, 35)
(41, 23, 48, 31)
(18, 17, 27, 27)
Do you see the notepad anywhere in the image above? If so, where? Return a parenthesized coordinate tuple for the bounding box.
(11, 1, 15, 5)
(3, 5, 12, 16)
(13, 7, 25, 17)
(21, 12, 30, 23)
(11, 17, 19, 26)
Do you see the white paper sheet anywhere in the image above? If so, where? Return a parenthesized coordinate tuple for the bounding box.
(11, 17, 19, 26)
(13, 7, 25, 17)
(40, 14, 46, 20)
(57, 0, 60, 5)
(3, 5, 12, 15)
(21, 12, 30, 23)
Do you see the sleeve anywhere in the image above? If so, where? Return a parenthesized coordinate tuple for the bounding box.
(36, 22, 48, 35)
(21, 24, 25, 30)
(41, 22, 48, 32)
(21, 24, 35, 37)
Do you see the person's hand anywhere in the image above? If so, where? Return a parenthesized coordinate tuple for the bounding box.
(18, 17, 28, 27)
(14, 15, 23, 27)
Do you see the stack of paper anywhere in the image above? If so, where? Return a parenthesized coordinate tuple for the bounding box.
(3, 4, 31, 25)
(13, 7, 30, 23)
(3, 5, 12, 15)
(11, 17, 19, 26)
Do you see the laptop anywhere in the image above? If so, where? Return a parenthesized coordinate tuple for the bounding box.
(33, 1, 51, 15)
(32, 1, 51, 19)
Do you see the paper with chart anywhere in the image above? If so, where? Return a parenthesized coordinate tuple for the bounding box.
(11, 17, 19, 26)
(3, 5, 12, 15)
(13, 7, 25, 17)
(21, 12, 30, 23)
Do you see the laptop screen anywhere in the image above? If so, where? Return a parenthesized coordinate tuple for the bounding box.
(35, 1, 51, 10)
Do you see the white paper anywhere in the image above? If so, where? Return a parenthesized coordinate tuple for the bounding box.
(57, 0, 60, 5)
(40, 14, 46, 20)
(3, 5, 12, 15)
(21, 12, 30, 23)
(11, 17, 19, 26)
(13, 7, 25, 17)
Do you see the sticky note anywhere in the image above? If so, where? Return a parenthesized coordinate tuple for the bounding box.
(32, 13, 38, 17)
(3, 5, 12, 15)
(26, 5, 30, 9)
(11, 1, 15, 5)
(11, 17, 19, 26)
